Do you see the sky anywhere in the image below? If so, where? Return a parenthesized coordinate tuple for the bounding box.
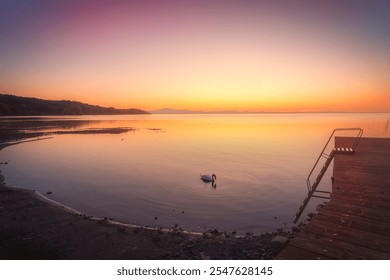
(0, 0, 389, 112)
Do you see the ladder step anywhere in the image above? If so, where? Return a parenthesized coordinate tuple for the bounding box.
(312, 195, 331, 199)
(334, 147, 354, 153)
(314, 190, 331, 194)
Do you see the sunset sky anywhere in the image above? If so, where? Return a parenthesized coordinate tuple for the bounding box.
(1, 0, 389, 112)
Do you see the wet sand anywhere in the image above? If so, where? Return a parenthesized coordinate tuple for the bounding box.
(0, 170, 295, 260)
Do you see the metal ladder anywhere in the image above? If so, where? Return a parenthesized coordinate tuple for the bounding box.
(293, 128, 363, 224)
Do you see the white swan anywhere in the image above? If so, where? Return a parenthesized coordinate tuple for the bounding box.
(200, 174, 216, 183)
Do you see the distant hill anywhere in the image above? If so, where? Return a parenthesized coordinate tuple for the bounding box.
(149, 108, 260, 114)
(0, 94, 149, 116)
(149, 108, 204, 114)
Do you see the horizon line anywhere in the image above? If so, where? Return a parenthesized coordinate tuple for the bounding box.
(148, 109, 390, 114)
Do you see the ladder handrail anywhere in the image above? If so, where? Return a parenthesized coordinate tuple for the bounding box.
(306, 128, 363, 192)
(294, 128, 363, 224)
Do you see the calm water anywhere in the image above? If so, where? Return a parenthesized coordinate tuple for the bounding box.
(1, 113, 389, 234)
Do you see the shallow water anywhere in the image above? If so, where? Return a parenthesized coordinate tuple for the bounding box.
(1, 113, 389, 234)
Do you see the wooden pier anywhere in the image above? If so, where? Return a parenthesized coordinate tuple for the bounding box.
(277, 137, 390, 259)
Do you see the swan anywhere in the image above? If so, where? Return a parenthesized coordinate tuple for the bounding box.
(200, 174, 216, 183)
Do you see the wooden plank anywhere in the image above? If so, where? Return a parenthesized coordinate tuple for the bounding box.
(332, 190, 390, 204)
(333, 177, 390, 191)
(314, 209, 390, 237)
(275, 244, 332, 260)
(288, 232, 390, 259)
(332, 191, 390, 203)
(303, 219, 390, 253)
(323, 201, 390, 223)
(332, 182, 390, 195)
(330, 196, 390, 211)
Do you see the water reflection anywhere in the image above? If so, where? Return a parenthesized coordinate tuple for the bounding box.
(200, 174, 217, 189)
(0, 117, 97, 130)
(0, 117, 138, 143)
(0, 113, 389, 234)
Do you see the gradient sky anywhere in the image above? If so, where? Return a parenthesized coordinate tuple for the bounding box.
(1, 0, 389, 112)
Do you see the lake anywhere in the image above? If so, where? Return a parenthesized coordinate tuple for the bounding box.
(1, 113, 389, 234)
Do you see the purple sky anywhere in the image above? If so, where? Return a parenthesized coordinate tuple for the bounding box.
(1, 0, 389, 111)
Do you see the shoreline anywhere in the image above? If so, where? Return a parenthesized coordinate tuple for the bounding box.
(0, 169, 295, 260)
(33, 184, 204, 237)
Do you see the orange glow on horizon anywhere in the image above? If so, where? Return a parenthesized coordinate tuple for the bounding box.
(1, 1, 389, 112)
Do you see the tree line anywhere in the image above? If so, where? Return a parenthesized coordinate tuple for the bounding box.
(0, 94, 149, 116)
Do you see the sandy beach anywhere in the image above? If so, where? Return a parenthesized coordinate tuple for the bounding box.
(0, 169, 295, 260)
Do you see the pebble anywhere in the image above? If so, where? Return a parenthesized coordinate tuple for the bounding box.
(200, 252, 210, 260)
(270, 235, 289, 252)
(152, 237, 161, 242)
